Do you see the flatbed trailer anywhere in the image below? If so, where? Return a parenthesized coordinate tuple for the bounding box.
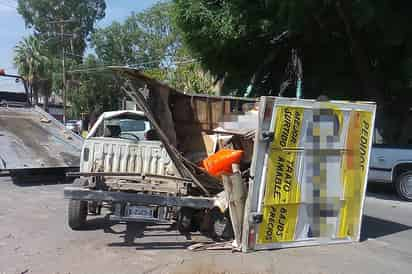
(0, 73, 82, 178)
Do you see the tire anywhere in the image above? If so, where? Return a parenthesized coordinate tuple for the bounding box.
(68, 199, 88, 230)
(209, 208, 234, 241)
(88, 201, 101, 215)
(68, 178, 89, 230)
(177, 207, 194, 234)
(395, 171, 412, 201)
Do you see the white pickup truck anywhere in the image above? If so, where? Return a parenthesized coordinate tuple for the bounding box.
(65, 110, 192, 229)
(368, 145, 412, 201)
(64, 109, 234, 241)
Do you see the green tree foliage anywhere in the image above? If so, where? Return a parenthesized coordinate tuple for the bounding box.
(15, 0, 106, 114)
(92, 2, 179, 68)
(173, 0, 412, 97)
(173, 0, 272, 94)
(69, 2, 185, 119)
(13, 35, 53, 106)
(91, 1, 216, 93)
(144, 61, 216, 94)
(17, 0, 106, 56)
(166, 62, 216, 94)
(173, 0, 412, 143)
(67, 55, 120, 119)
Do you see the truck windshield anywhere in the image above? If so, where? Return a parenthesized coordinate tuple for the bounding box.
(120, 119, 146, 132)
(99, 116, 150, 141)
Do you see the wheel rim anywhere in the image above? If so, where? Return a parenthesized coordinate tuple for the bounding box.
(401, 174, 412, 199)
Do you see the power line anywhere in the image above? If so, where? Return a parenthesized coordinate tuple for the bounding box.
(67, 59, 200, 74)
(70, 57, 200, 69)
(74, 56, 192, 67)
(67, 58, 199, 73)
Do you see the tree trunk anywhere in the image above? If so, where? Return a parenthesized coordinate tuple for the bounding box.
(88, 109, 98, 131)
(29, 85, 34, 104)
(42, 80, 52, 113)
(33, 88, 39, 105)
(43, 94, 49, 112)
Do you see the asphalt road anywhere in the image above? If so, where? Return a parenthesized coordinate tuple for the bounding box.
(0, 177, 411, 274)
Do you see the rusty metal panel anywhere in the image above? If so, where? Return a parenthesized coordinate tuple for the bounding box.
(0, 106, 82, 171)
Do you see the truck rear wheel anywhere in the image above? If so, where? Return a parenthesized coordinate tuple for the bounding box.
(177, 207, 194, 234)
(209, 208, 234, 241)
(395, 171, 412, 201)
(68, 199, 88, 230)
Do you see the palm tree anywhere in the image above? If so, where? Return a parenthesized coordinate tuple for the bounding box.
(13, 35, 52, 106)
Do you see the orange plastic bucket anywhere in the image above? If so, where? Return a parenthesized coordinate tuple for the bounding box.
(202, 149, 243, 176)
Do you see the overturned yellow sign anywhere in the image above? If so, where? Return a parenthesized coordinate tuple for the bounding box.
(245, 97, 376, 251)
(259, 107, 303, 243)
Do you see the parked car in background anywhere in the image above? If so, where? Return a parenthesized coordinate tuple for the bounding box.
(65, 120, 80, 135)
(368, 132, 412, 201)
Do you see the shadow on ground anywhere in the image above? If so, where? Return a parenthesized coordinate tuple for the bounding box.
(80, 216, 206, 250)
(81, 217, 121, 233)
(5, 167, 77, 186)
(361, 215, 412, 241)
(366, 182, 400, 202)
(74, 182, 411, 249)
(87, 213, 412, 249)
(108, 241, 197, 250)
(11, 175, 70, 186)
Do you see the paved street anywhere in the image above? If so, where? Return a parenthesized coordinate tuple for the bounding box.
(0, 177, 411, 274)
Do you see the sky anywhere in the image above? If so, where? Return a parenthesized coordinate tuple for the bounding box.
(0, 0, 158, 91)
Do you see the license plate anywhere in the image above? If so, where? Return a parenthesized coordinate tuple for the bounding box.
(127, 206, 154, 218)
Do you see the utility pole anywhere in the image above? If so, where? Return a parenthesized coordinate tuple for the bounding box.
(61, 22, 67, 123)
(46, 18, 76, 124)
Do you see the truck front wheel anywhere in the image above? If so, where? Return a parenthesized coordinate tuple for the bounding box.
(68, 199, 88, 230)
(395, 171, 412, 201)
(68, 178, 89, 230)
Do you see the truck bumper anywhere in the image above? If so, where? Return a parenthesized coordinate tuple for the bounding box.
(368, 168, 393, 184)
(64, 186, 216, 209)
